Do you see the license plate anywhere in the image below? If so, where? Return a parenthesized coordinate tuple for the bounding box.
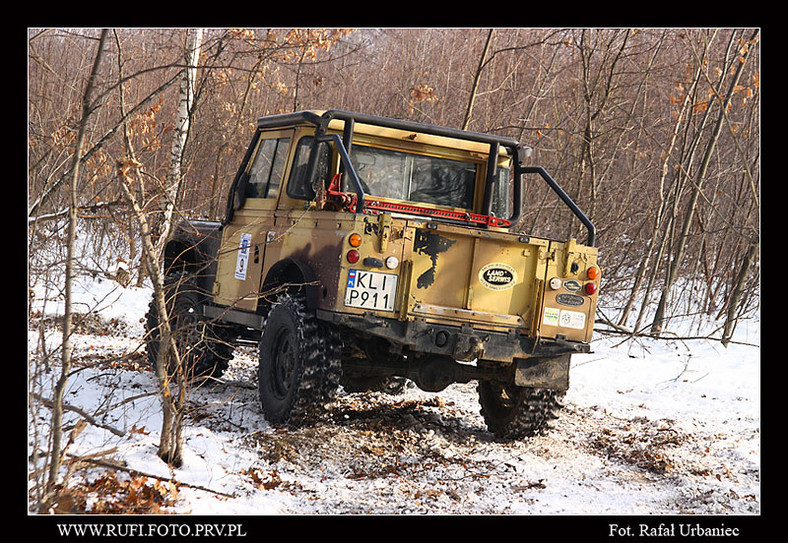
(344, 270, 398, 311)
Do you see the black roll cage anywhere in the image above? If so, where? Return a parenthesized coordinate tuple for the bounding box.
(226, 110, 596, 247)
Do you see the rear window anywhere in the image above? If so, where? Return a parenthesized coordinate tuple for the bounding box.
(349, 146, 477, 210)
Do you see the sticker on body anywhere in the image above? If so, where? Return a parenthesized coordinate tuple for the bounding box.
(234, 233, 252, 280)
(542, 306, 586, 330)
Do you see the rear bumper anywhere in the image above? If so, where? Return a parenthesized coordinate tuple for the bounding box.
(318, 309, 590, 363)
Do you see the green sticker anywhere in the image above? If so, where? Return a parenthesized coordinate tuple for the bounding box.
(543, 307, 560, 326)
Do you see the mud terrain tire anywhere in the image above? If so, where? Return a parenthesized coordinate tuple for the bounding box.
(145, 271, 232, 379)
(478, 380, 563, 440)
(258, 292, 341, 425)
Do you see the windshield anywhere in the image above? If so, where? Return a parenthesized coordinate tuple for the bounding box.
(349, 146, 477, 210)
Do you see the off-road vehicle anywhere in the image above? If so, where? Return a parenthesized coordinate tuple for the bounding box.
(145, 110, 600, 439)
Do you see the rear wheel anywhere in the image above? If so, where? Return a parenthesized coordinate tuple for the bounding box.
(258, 292, 341, 425)
(477, 380, 563, 440)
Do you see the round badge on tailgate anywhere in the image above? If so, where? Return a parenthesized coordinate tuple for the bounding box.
(563, 279, 582, 292)
(479, 263, 518, 291)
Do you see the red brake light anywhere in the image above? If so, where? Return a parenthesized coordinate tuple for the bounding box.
(584, 282, 597, 295)
(347, 250, 360, 264)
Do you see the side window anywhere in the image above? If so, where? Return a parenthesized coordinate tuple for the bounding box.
(267, 138, 290, 198)
(246, 137, 291, 199)
(490, 166, 513, 219)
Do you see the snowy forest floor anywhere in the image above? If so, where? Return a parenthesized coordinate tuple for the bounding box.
(28, 279, 761, 525)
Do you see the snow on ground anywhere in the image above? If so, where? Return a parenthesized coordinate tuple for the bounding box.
(28, 278, 761, 520)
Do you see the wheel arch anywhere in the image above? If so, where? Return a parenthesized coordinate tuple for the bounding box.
(262, 257, 320, 311)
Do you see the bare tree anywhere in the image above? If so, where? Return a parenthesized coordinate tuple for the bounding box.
(116, 156, 186, 466)
(462, 29, 495, 130)
(651, 29, 759, 335)
(113, 32, 182, 467)
(105, 28, 205, 468)
(40, 28, 109, 512)
(618, 29, 703, 330)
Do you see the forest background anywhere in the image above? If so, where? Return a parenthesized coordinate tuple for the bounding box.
(27, 27, 760, 510)
(27, 27, 761, 339)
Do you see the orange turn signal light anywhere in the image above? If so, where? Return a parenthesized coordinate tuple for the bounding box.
(587, 266, 600, 280)
(349, 233, 362, 247)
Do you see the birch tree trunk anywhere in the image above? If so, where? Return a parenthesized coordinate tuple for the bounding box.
(154, 28, 202, 260)
(113, 29, 185, 467)
(151, 27, 202, 466)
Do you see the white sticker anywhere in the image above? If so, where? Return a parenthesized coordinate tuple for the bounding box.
(542, 307, 560, 327)
(234, 232, 252, 280)
(559, 309, 586, 330)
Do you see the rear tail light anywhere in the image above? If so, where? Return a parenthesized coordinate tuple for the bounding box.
(347, 233, 362, 263)
(584, 282, 597, 295)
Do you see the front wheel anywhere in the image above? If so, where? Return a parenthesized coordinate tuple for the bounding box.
(258, 292, 341, 425)
(477, 380, 563, 440)
(144, 271, 232, 379)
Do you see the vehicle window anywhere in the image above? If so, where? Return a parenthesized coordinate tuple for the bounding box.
(349, 146, 476, 210)
(287, 136, 331, 200)
(246, 137, 291, 198)
(490, 166, 512, 220)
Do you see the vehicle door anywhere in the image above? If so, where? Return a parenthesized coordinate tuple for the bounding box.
(213, 130, 293, 311)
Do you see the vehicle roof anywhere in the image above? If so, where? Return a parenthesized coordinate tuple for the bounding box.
(256, 110, 520, 155)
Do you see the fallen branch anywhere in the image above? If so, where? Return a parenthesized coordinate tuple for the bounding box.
(69, 455, 236, 498)
(28, 199, 126, 223)
(594, 325, 759, 348)
(30, 392, 125, 437)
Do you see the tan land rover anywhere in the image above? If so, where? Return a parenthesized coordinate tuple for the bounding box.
(145, 110, 600, 439)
